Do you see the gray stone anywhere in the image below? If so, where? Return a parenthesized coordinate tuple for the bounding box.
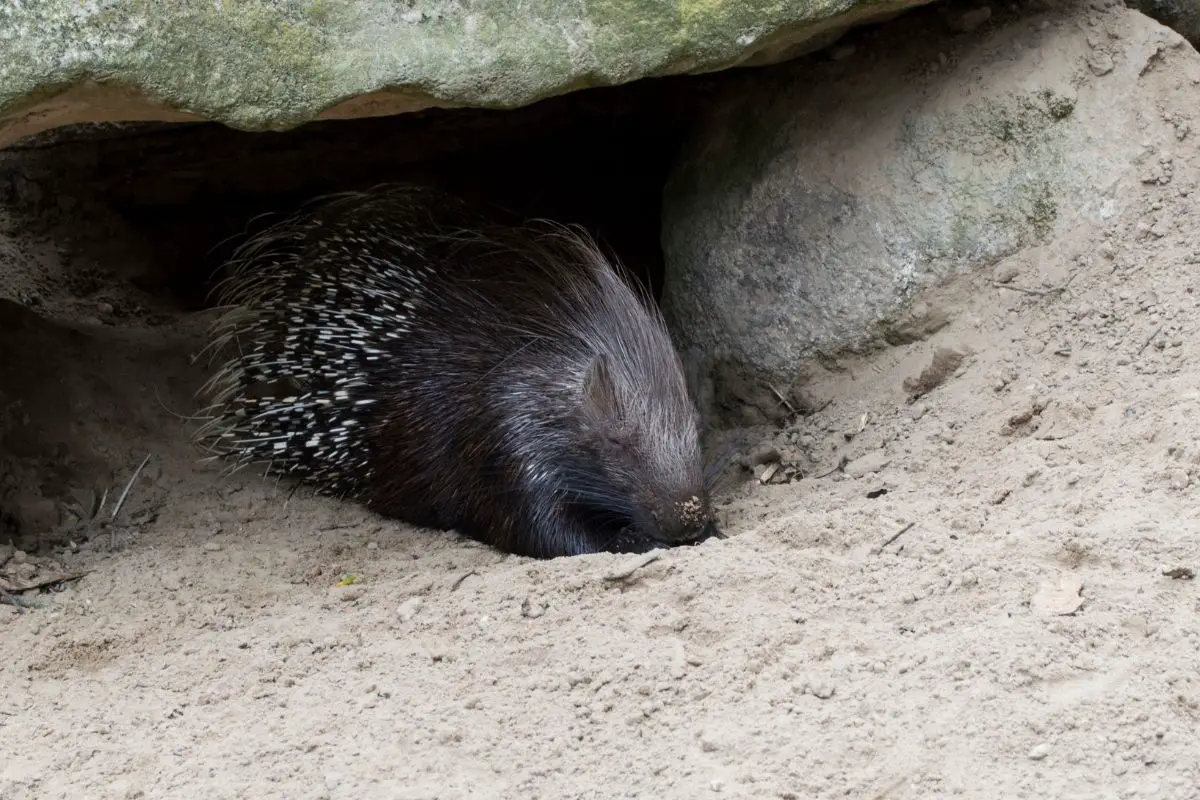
(661, 0, 1190, 390)
(0, 0, 934, 148)
(1128, 0, 1200, 47)
(843, 451, 891, 477)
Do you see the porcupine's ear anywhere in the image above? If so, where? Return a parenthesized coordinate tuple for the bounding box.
(581, 354, 628, 442)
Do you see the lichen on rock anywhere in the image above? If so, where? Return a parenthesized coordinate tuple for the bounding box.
(0, 0, 930, 147)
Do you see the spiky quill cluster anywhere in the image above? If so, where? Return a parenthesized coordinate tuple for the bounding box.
(194, 184, 721, 558)
(196, 188, 446, 494)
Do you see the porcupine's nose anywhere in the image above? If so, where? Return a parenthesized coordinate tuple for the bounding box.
(656, 494, 722, 545)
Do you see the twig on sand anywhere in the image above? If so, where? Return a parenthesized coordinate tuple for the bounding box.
(767, 384, 796, 415)
(112, 454, 152, 522)
(603, 551, 662, 582)
(0, 569, 92, 612)
(108, 453, 152, 549)
(873, 522, 916, 555)
(1137, 325, 1163, 355)
(993, 280, 1070, 296)
(451, 570, 478, 591)
(5, 570, 91, 594)
(814, 455, 849, 479)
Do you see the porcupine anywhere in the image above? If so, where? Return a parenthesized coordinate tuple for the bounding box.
(194, 184, 723, 559)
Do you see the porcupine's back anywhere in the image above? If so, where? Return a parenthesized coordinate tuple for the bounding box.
(196, 184, 719, 558)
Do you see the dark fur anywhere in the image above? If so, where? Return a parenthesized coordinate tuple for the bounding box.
(196, 185, 722, 558)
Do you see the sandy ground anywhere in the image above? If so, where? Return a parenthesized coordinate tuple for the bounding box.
(2, 2, 1200, 798)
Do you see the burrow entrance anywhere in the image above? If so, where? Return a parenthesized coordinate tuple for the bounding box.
(0, 62, 748, 552)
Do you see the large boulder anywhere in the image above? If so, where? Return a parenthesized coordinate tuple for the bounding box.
(660, 0, 1195, 399)
(1128, 0, 1200, 46)
(0, 0, 930, 148)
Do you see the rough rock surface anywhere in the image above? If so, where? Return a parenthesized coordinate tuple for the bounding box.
(1129, 0, 1200, 45)
(0, 0, 928, 148)
(661, 0, 1194, 396)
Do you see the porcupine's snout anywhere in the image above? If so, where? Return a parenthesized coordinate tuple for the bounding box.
(634, 491, 724, 547)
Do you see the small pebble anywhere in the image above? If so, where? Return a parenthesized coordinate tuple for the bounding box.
(1168, 469, 1189, 490)
(993, 261, 1020, 284)
(397, 597, 423, 622)
(325, 772, 343, 790)
(1088, 51, 1114, 75)
(11, 562, 37, 581)
(844, 451, 891, 477)
(520, 595, 546, 619)
(203, 541, 223, 552)
(107, 779, 135, 798)
(807, 681, 836, 700)
(1029, 743, 1050, 761)
(669, 640, 687, 679)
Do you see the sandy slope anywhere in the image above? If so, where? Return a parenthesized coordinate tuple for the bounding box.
(2, 1, 1199, 798)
